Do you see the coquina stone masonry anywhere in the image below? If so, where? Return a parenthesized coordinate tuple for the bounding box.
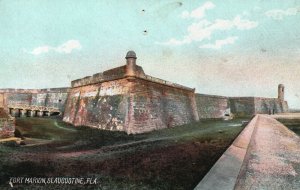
(63, 51, 199, 134)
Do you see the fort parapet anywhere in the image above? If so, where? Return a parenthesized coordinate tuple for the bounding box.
(71, 65, 194, 92)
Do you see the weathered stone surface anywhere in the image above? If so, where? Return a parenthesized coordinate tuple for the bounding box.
(229, 97, 288, 117)
(254, 98, 288, 114)
(229, 97, 255, 117)
(0, 108, 15, 139)
(62, 51, 199, 134)
(235, 115, 300, 189)
(63, 78, 130, 131)
(64, 75, 197, 134)
(196, 94, 229, 119)
(127, 78, 196, 134)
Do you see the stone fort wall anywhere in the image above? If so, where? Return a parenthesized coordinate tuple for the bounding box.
(229, 97, 288, 117)
(0, 108, 15, 139)
(0, 88, 69, 115)
(229, 97, 256, 117)
(63, 55, 198, 134)
(63, 78, 130, 132)
(126, 78, 197, 134)
(196, 94, 288, 119)
(63, 77, 197, 134)
(0, 51, 290, 134)
(195, 94, 229, 119)
(254, 97, 288, 114)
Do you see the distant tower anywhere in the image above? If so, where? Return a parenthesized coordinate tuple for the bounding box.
(278, 84, 285, 101)
(125, 50, 137, 77)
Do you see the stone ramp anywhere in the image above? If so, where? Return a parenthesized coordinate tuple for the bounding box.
(194, 116, 258, 190)
(195, 114, 300, 190)
(235, 115, 300, 189)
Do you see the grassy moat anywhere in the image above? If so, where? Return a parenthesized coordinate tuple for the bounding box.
(0, 117, 248, 190)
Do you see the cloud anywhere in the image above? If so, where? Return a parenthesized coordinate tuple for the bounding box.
(158, 16, 257, 46)
(265, 7, 298, 20)
(30, 46, 51, 55)
(29, 40, 81, 55)
(157, 1, 258, 47)
(156, 38, 191, 46)
(200, 36, 238, 49)
(181, 1, 215, 19)
(55, 40, 82, 54)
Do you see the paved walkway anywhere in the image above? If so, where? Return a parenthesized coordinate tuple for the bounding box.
(195, 114, 300, 190)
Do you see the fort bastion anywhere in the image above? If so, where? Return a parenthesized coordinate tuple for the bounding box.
(0, 51, 289, 134)
(63, 51, 199, 134)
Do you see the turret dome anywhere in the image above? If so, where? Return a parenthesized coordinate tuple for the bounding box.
(125, 51, 137, 59)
